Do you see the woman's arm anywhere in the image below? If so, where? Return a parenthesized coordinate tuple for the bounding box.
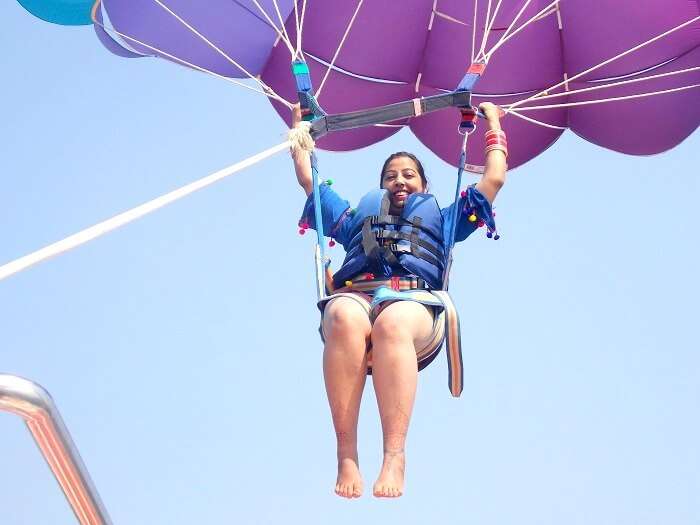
(290, 104, 314, 197)
(475, 102, 507, 204)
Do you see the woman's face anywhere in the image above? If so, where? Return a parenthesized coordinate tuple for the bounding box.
(381, 156, 425, 211)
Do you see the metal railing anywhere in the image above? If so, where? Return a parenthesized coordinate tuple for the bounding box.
(0, 374, 113, 525)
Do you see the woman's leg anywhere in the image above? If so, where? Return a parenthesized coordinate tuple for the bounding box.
(370, 301, 434, 497)
(322, 296, 372, 498)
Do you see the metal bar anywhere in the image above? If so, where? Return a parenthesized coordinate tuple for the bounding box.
(0, 374, 113, 525)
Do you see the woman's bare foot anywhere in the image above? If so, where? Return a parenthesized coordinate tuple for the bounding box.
(373, 451, 405, 498)
(335, 457, 363, 498)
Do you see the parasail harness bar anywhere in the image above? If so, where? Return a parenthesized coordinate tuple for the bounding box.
(293, 60, 485, 141)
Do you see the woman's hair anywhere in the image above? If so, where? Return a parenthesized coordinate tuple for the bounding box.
(380, 151, 428, 191)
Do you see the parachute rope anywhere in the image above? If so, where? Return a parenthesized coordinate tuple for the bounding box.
(0, 141, 292, 282)
(506, 14, 700, 114)
(506, 109, 567, 130)
(293, 0, 303, 59)
(506, 83, 700, 112)
(316, 0, 365, 100)
(471, 0, 478, 62)
(250, 0, 296, 56)
(507, 66, 700, 106)
(91, 9, 293, 108)
(475, 0, 496, 61)
(271, 0, 295, 57)
(482, 0, 559, 63)
(152, 0, 272, 90)
(298, 0, 310, 58)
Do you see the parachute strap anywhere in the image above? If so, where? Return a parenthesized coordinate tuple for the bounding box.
(459, 106, 479, 134)
(431, 290, 464, 397)
(292, 59, 328, 300)
(309, 90, 473, 139)
(292, 59, 326, 122)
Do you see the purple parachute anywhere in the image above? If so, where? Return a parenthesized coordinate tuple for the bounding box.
(59, 1, 700, 169)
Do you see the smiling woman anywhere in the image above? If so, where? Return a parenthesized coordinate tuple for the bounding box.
(290, 101, 507, 499)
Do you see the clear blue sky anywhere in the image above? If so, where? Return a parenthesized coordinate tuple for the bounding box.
(1, 3, 698, 524)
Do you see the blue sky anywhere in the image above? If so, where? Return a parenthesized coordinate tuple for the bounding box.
(1, 3, 699, 524)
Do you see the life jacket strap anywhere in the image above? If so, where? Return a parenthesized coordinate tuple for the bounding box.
(375, 230, 443, 259)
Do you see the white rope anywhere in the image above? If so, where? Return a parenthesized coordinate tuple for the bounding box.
(504, 66, 700, 106)
(91, 11, 293, 108)
(471, 0, 478, 62)
(271, 0, 295, 57)
(432, 8, 469, 26)
(299, 0, 309, 56)
(152, 0, 268, 87)
(316, 0, 365, 100)
(293, 0, 302, 58)
(476, 0, 503, 62)
(483, 0, 559, 62)
(507, 14, 700, 113)
(506, 108, 567, 129)
(250, 0, 296, 56)
(507, 83, 700, 112)
(0, 141, 292, 282)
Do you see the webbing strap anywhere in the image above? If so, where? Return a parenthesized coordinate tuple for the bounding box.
(431, 290, 464, 397)
(293, 60, 328, 301)
(309, 90, 473, 139)
(377, 230, 443, 258)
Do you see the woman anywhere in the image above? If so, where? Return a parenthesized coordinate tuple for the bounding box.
(291, 102, 507, 498)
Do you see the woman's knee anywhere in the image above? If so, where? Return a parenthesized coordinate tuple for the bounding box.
(323, 299, 371, 340)
(371, 302, 432, 346)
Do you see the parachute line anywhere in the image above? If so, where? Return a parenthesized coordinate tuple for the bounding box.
(506, 13, 700, 113)
(93, 1, 148, 57)
(475, 0, 498, 61)
(431, 9, 469, 27)
(151, 0, 269, 88)
(506, 83, 700, 112)
(307, 52, 406, 85)
(271, 0, 295, 57)
(293, 0, 303, 59)
(471, 0, 478, 62)
(250, 0, 296, 56)
(506, 66, 700, 105)
(482, 0, 559, 62)
(0, 141, 292, 282)
(506, 109, 567, 130)
(316, 0, 365, 100)
(298, 0, 310, 58)
(91, 12, 293, 108)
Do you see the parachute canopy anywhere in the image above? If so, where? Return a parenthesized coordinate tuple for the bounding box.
(18, 0, 700, 170)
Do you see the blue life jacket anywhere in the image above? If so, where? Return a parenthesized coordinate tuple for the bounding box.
(333, 189, 446, 290)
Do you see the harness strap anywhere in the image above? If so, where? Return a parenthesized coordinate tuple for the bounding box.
(335, 276, 428, 293)
(430, 291, 464, 397)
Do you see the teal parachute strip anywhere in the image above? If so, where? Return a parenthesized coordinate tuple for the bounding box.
(17, 0, 94, 26)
